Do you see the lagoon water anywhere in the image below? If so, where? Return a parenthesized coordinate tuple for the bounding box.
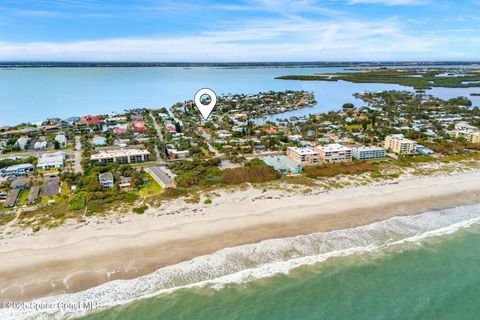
(1, 66, 479, 125)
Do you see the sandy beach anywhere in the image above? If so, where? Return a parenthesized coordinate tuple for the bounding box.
(1, 171, 480, 302)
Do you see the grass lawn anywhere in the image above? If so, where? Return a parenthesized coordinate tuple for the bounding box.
(16, 190, 29, 207)
(345, 123, 373, 131)
(139, 177, 163, 198)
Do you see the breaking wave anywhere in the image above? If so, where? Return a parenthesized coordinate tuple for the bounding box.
(4, 203, 480, 320)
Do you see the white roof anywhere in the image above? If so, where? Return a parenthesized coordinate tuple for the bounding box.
(288, 147, 318, 155)
(91, 148, 150, 160)
(4, 163, 34, 171)
(354, 146, 385, 151)
(38, 152, 65, 165)
(55, 134, 67, 142)
(317, 144, 352, 152)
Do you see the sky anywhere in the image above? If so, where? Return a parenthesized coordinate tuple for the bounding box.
(0, 0, 479, 62)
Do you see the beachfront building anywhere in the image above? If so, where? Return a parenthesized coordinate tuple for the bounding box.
(416, 145, 435, 155)
(11, 177, 30, 190)
(4, 189, 20, 208)
(119, 176, 132, 190)
(90, 148, 151, 164)
(27, 186, 41, 205)
(99, 172, 115, 189)
(316, 144, 352, 163)
(2, 163, 35, 176)
(37, 152, 66, 170)
(384, 134, 417, 155)
(286, 147, 320, 166)
(352, 146, 386, 160)
(263, 155, 302, 174)
(455, 130, 480, 144)
(146, 166, 176, 188)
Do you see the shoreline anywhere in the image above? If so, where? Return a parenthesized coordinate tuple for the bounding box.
(1, 171, 480, 301)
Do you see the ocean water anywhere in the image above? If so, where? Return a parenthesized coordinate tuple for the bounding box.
(5, 202, 480, 320)
(1, 66, 479, 125)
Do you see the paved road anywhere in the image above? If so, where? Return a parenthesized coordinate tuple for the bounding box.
(74, 136, 83, 174)
(149, 111, 167, 166)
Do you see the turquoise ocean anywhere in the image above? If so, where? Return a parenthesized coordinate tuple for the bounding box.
(5, 203, 480, 319)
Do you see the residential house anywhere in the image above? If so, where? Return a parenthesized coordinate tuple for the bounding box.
(4, 189, 20, 208)
(16, 136, 30, 150)
(42, 177, 60, 196)
(119, 176, 132, 190)
(455, 122, 477, 132)
(27, 186, 41, 205)
(132, 120, 146, 132)
(168, 149, 190, 160)
(34, 141, 49, 150)
(11, 177, 30, 190)
(99, 172, 115, 189)
(263, 156, 302, 174)
(55, 134, 67, 147)
(416, 145, 435, 155)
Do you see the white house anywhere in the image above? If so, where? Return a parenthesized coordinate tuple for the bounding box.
(55, 134, 67, 147)
(37, 152, 66, 170)
(34, 141, 49, 150)
(16, 137, 30, 150)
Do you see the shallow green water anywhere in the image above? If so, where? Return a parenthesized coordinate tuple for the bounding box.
(83, 225, 480, 320)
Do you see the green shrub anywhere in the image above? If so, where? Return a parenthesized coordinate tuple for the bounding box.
(203, 198, 212, 204)
(221, 162, 280, 184)
(305, 162, 375, 177)
(69, 192, 87, 211)
(133, 205, 149, 214)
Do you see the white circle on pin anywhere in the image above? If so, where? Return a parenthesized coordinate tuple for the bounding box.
(194, 88, 217, 120)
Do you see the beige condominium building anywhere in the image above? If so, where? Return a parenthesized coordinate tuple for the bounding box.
(287, 147, 320, 166)
(315, 143, 352, 163)
(384, 134, 417, 155)
(455, 130, 480, 144)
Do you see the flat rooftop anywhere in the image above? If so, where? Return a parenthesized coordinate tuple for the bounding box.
(146, 166, 174, 187)
(91, 148, 150, 160)
(287, 147, 318, 155)
(354, 146, 385, 151)
(317, 144, 352, 152)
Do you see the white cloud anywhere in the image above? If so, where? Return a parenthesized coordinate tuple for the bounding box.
(0, 17, 449, 61)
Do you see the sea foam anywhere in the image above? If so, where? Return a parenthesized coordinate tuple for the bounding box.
(4, 203, 480, 320)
